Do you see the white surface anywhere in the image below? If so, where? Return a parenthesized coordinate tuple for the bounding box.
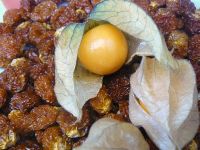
(0, 0, 6, 22)
(192, 0, 200, 9)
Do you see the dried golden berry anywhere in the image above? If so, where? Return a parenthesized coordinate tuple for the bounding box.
(10, 89, 40, 112)
(34, 75, 56, 103)
(57, 107, 90, 138)
(153, 8, 183, 35)
(31, 0, 57, 22)
(0, 23, 13, 34)
(0, 66, 27, 93)
(3, 9, 23, 26)
(0, 115, 17, 149)
(103, 113, 125, 122)
(0, 34, 23, 67)
(167, 30, 189, 58)
(8, 105, 59, 133)
(0, 88, 7, 108)
(90, 87, 112, 115)
(37, 126, 71, 150)
(50, 6, 80, 29)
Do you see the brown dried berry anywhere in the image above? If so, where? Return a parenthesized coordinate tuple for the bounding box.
(153, 8, 183, 35)
(24, 47, 40, 63)
(0, 88, 7, 108)
(105, 74, 130, 102)
(50, 6, 80, 29)
(57, 107, 90, 138)
(9, 140, 41, 150)
(118, 100, 130, 121)
(0, 66, 27, 93)
(10, 88, 40, 112)
(8, 105, 59, 133)
(167, 30, 189, 58)
(31, 0, 57, 22)
(29, 63, 46, 80)
(70, 0, 93, 14)
(0, 34, 23, 67)
(34, 74, 56, 103)
(29, 22, 48, 45)
(20, 0, 36, 12)
(90, 86, 112, 115)
(0, 115, 17, 149)
(3, 9, 23, 26)
(188, 34, 200, 61)
(15, 21, 31, 43)
(0, 23, 13, 34)
(36, 126, 71, 150)
(183, 11, 200, 35)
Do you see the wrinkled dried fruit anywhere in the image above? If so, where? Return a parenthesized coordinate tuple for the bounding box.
(10, 88, 40, 112)
(15, 21, 31, 43)
(188, 34, 200, 61)
(0, 34, 23, 67)
(3, 9, 23, 26)
(153, 8, 183, 35)
(29, 63, 46, 80)
(50, 6, 80, 29)
(8, 105, 59, 133)
(0, 88, 7, 108)
(167, 30, 189, 58)
(105, 74, 130, 102)
(90, 87, 112, 115)
(118, 100, 129, 121)
(36, 126, 71, 150)
(31, 0, 57, 22)
(34, 75, 56, 103)
(183, 11, 200, 35)
(0, 23, 13, 34)
(0, 66, 27, 93)
(0, 115, 17, 149)
(57, 107, 90, 138)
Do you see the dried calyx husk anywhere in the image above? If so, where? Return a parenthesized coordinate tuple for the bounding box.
(54, 0, 199, 149)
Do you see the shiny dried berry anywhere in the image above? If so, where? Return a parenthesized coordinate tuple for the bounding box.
(10, 57, 30, 72)
(0, 23, 13, 34)
(133, 0, 150, 12)
(0, 66, 27, 93)
(188, 34, 200, 61)
(36, 126, 71, 150)
(31, 0, 57, 22)
(34, 75, 56, 103)
(37, 31, 55, 56)
(9, 140, 41, 150)
(10, 89, 40, 112)
(3, 9, 23, 26)
(15, 21, 31, 43)
(90, 87, 112, 115)
(29, 22, 48, 45)
(0, 115, 17, 149)
(0, 34, 23, 67)
(183, 11, 200, 35)
(0, 88, 7, 108)
(167, 30, 189, 58)
(57, 107, 90, 138)
(9, 105, 59, 133)
(103, 113, 125, 122)
(50, 6, 80, 29)
(153, 8, 183, 35)
(118, 100, 129, 121)
(105, 74, 130, 102)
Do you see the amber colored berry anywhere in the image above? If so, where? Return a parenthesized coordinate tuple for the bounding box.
(31, 0, 57, 22)
(167, 30, 189, 58)
(3, 9, 23, 26)
(0, 115, 17, 149)
(0, 23, 13, 34)
(34, 74, 56, 103)
(15, 21, 31, 43)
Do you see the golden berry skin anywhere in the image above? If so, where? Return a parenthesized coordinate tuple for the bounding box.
(78, 24, 128, 75)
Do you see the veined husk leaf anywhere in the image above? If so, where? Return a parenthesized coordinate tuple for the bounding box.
(74, 118, 149, 150)
(54, 23, 103, 119)
(129, 57, 199, 150)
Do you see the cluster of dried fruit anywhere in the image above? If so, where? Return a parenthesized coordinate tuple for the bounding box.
(0, 0, 199, 149)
